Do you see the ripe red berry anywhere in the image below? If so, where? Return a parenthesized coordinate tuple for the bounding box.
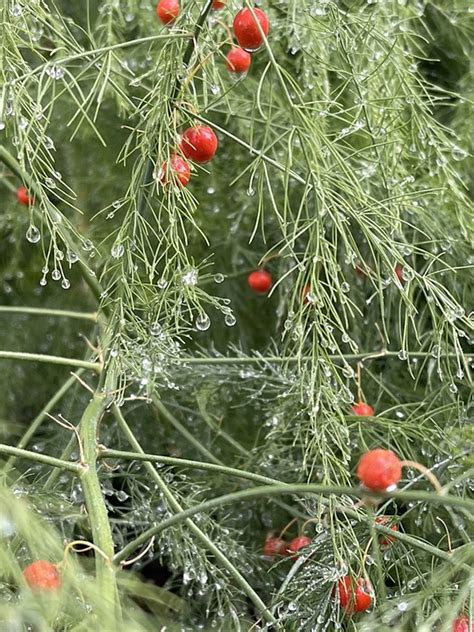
(247, 269, 272, 294)
(233, 7, 270, 52)
(161, 155, 191, 187)
(357, 449, 402, 492)
(263, 536, 287, 557)
(23, 561, 61, 592)
(351, 402, 374, 417)
(211, 0, 226, 8)
(287, 535, 311, 557)
(453, 616, 472, 632)
(16, 186, 34, 206)
(335, 576, 372, 613)
(375, 515, 398, 546)
(156, 0, 179, 25)
(180, 125, 218, 164)
(226, 47, 252, 74)
(395, 265, 404, 283)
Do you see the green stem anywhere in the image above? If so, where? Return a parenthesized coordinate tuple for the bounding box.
(78, 394, 119, 617)
(0, 443, 82, 473)
(2, 370, 83, 472)
(99, 448, 283, 487)
(114, 484, 474, 564)
(112, 404, 276, 626)
(0, 306, 97, 321)
(184, 350, 473, 365)
(0, 351, 100, 372)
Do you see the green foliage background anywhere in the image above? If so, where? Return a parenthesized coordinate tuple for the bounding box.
(0, 0, 472, 630)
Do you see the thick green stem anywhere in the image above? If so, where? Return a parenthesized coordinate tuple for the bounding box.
(0, 443, 82, 473)
(0, 350, 100, 371)
(79, 394, 119, 618)
(112, 404, 277, 626)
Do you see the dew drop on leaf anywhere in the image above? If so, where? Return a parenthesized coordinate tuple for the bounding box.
(26, 226, 40, 243)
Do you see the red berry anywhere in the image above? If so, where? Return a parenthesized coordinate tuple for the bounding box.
(156, 0, 179, 25)
(375, 515, 398, 546)
(161, 155, 191, 187)
(226, 47, 252, 74)
(263, 536, 287, 557)
(287, 536, 311, 557)
(23, 561, 61, 592)
(247, 269, 272, 294)
(395, 265, 404, 283)
(180, 125, 218, 164)
(233, 7, 270, 52)
(211, 0, 226, 8)
(335, 576, 372, 613)
(453, 616, 472, 632)
(357, 449, 402, 492)
(351, 402, 374, 417)
(16, 186, 34, 206)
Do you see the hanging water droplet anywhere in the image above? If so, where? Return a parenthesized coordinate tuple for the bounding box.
(82, 239, 93, 251)
(214, 273, 224, 284)
(451, 145, 467, 161)
(43, 136, 54, 150)
(111, 243, 124, 259)
(10, 4, 22, 17)
(448, 383, 458, 394)
(66, 250, 78, 264)
(61, 278, 70, 290)
(112, 200, 122, 209)
(45, 65, 64, 80)
(340, 281, 350, 293)
(207, 186, 215, 195)
(398, 350, 408, 360)
(26, 225, 40, 243)
(195, 313, 210, 331)
(51, 269, 61, 281)
(150, 321, 162, 336)
(45, 177, 56, 188)
(0, 121, 5, 131)
(224, 312, 236, 327)
(157, 277, 168, 289)
(401, 267, 415, 282)
(246, 186, 255, 197)
(39, 277, 47, 286)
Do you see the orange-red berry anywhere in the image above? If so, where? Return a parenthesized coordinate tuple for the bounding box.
(180, 125, 218, 164)
(226, 47, 252, 74)
(452, 616, 472, 632)
(156, 0, 179, 25)
(16, 186, 34, 206)
(23, 561, 61, 592)
(335, 575, 373, 613)
(287, 535, 311, 558)
(351, 402, 374, 417)
(357, 449, 402, 492)
(161, 155, 191, 187)
(375, 515, 398, 546)
(263, 536, 287, 557)
(233, 7, 269, 52)
(247, 269, 272, 294)
(211, 0, 226, 8)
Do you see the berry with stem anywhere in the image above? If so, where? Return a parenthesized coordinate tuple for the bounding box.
(233, 7, 269, 52)
(357, 448, 402, 492)
(180, 125, 218, 164)
(156, 0, 179, 25)
(23, 561, 61, 591)
(351, 401, 374, 417)
(161, 155, 191, 187)
(287, 535, 311, 558)
(263, 535, 287, 558)
(335, 575, 373, 613)
(247, 269, 272, 294)
(226, 47, 251, 75)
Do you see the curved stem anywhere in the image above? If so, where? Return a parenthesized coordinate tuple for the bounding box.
(401, 460, 443, 493)
(114, 484, 474, 564)
(112, 404, 276, 626)
(0, 350, 100, 372)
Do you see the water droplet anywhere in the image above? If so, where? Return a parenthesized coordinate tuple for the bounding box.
(82, 239, 93, 251)
(341, 282, 350, 293)
(157, 277, 168, 289)
(398, 350, 408, 360)
(61, 278, 70, 290)
(401, 267, 415, 282)
(0, 121, 5, 131)
(214, 273, 224, 284)
(51, 269, 61, 281)
(111, 243, 124, 259)
(182, 268, 199, 286)
(10, 5, 22, 17)
(448, 383, 458, 394)
(26, 225, 40, 243)
(44, 136, 54, 150)
(224, 312, 236, 327)
(195, 313, 210, 331)
(45, 64, 64, 80)
(451, 145, 467, 161)
(66, 250, 78, 264)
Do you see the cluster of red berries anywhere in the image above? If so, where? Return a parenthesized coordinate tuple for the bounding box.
(156, 1, 269, 76)
(263, 533, 312, 558)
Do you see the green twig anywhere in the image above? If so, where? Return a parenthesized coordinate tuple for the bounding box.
(0, 306, 97, 321)
(0, 443, 83, 473)
(0, 350, 100, 371)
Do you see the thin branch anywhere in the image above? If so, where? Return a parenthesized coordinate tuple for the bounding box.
(0, 443, 83, 473)
(0, 351, 101, 372)
(0, 306, 97, 321)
